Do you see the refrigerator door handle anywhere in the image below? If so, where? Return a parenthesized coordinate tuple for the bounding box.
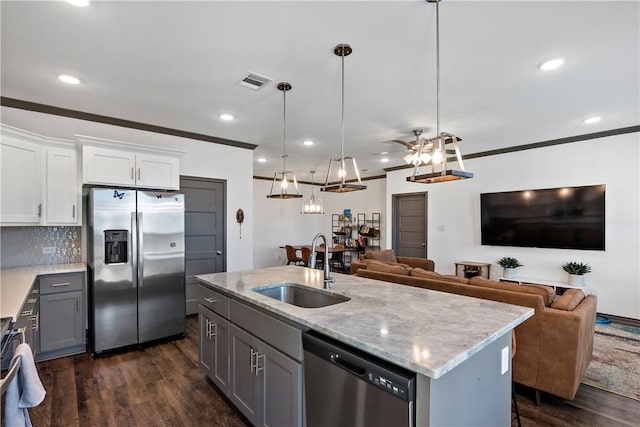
(131, 212, 138, 289)
(138, 212, 144, 288)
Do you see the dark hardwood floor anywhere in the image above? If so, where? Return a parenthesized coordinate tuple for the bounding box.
(24, 316, 640, 427)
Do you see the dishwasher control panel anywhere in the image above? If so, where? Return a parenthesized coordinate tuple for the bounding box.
(369, 372, 408, 398)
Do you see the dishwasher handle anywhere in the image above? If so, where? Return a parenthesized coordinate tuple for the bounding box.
(330, 352, 366, 377)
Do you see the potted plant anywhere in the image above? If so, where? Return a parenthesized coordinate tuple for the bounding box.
(497, 257, 523, 278)
(562, 262, 591, 286)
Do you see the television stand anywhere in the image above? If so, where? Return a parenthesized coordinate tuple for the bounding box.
(498, 276, 595, 295)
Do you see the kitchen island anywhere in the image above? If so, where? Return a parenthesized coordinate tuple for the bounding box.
(197, 265, 533, 426)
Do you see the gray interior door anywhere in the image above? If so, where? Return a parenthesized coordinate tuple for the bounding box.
(181, 176, 226, 315)
(392, 192, 428, 258)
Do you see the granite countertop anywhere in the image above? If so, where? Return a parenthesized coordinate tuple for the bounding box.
(197, 265, 533, 379)
(1, 263, 86, 321)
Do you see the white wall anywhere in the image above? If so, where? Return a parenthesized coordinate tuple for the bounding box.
(253, 177, 386, 268)
(1, 107, 254, 272)
(386, 132, 640, 319)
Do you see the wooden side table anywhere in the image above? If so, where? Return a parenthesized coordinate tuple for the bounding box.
(455, 261, 491, 279)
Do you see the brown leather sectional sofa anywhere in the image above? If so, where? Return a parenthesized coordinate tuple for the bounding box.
(355, 259, 597, 401)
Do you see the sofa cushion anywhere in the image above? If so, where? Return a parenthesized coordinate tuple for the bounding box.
(365, 250, 398, 264)
(551, 289, 586, 311)
(367, 260, 411, 275)
(469, 277, 556, 306)
(410, 268, 470, 284)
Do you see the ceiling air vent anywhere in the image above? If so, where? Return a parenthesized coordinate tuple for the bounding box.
(239, 72, 272, 90)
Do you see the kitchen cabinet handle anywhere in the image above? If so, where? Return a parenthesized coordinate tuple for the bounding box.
(21, 309, 33, 316)
(204, 298, 217, 304)
(76, 298, 79, 312)
(137, 168, 141, 181)
(32, 313, 39, 331)
(37, 203, 42, 217)
(205, 320, 211, 338)
(210, 322, 216, 338)
(32, 289, 39, 295)
(255, 353, 265, 376)
(250, 348, 257, 373)
(72, 204, 76, 218)
(131, 167, 134, 180)
(27, 298, 37, 304)
(51, 282, 71, 287)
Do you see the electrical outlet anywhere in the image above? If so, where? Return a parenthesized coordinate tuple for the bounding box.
(501, 346, 509, 375)
(42, 246, 56, 255)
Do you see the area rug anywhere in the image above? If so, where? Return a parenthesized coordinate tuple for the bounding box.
(581, 323, 640, 400)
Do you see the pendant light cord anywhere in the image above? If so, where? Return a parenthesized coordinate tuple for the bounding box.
(282, 87, 287, 173)
(435, 0, 441, 153)
(340, 50, 346, 183)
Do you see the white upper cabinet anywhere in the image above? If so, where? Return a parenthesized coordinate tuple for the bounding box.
(1, 125, 81, 226)
(1, 132, 43, 224)
(82, 146, 136, 187)
(46, 146, 80, 225)
(80, 137, 181, 190)
(135, 152, 180, 190)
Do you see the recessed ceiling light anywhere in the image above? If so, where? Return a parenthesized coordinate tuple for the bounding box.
(539, 58, 565, 71)
(303, 140, 314, 146)
(58, 74, 80, 85)
(66, 0, 90, 6)
(583, 116, 601, 124)
(220, 113, 234, 121)
(257, 157, 267, 163)
(380, 157, 389, 163)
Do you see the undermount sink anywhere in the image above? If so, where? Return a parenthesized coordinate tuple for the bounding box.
(252, 283, 350, 308)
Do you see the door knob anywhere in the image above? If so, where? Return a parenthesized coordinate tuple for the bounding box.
(421, 243, 426, 247)
(216, 250, 223, 255)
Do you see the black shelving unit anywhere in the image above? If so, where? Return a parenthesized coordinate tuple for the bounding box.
(331, 213, 355, 266)
(357, 212, 381, 254)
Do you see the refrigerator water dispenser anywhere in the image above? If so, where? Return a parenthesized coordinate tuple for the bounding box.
(104, 230, 128, 264)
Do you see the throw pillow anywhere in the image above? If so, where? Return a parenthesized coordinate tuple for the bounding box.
(551, 289, 586, 311)
(469, 277, 556, 306)
(367, 260, 411, 275)
(367, 250, 398, 264)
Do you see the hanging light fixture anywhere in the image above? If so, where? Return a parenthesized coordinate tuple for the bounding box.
(407, 0, 473, 184)
(321, 43, 367, 193)
(267, 82, 303, 199)
(301, 171, 324, 214)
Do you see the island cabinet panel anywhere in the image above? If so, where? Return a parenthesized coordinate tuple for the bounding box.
(259, 341, 302, 427)
(229, 324, 260, 426)
(229, 323, 302, 427)
(198, 305, 229, 394)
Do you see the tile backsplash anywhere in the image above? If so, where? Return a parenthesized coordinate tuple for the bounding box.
(0, 226, 82, 268)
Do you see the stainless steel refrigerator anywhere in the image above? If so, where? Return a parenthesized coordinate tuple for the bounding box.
(88, 188, 185, 354)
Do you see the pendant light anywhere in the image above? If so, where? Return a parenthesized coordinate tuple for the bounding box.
(301, 171, 324, 214)
(267, 82, 303, 199)
(407, 0, 473, 184)
(321, 43, 367, 193)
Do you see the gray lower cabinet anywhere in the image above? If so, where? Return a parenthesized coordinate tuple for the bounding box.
(37, 272, 85, 361)
(199, 305, 229, 394)
(229, 324, 302, 427)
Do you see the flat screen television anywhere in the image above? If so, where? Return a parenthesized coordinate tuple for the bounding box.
(480, 185, 605, 251)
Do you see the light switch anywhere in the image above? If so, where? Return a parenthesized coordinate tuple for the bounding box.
(501, 346, 509, 375)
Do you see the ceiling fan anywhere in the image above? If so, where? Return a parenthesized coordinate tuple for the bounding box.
(386, 129, 462, 165)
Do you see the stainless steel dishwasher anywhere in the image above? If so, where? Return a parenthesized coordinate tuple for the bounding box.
(303, 331, 416, 427)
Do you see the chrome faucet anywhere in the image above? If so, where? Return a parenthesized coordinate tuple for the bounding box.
(310, 233, 335, 289)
